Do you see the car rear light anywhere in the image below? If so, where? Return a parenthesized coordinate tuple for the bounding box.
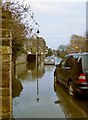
(77, 74, 86, 83)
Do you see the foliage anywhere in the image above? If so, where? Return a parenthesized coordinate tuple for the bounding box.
(46, 48, 53, 56)
(25, 37, 46, 54)
(2, 1, 39, 60)
(57, 45, 67, 58)
(57, 34, 86, 57)
(58, 45, 66, 52)
(56, 50, 66, 58)
(12, 78, 23, 98)
(66, 34, 86, 53)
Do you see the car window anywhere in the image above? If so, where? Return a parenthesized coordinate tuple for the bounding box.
(82, 54, 88, 72)
(61, 61, 66, 67)
(65, 53, 88, 72)
(60, 57, 72, 67)
(65, 56, 74, 67)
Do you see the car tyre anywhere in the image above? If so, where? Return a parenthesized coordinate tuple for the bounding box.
(68, 82, 77, 98)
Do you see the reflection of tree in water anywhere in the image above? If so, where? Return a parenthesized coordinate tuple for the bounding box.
(27, 62, 45, 80)
(31, 67, 45, 79)
(12, 77, 23, 98)
(27, 62, 36, 71)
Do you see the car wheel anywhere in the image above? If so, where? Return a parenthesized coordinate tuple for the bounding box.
(68, 82, 77, 98)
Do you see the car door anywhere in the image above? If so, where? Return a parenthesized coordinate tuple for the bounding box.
(57, 58, 70, 87)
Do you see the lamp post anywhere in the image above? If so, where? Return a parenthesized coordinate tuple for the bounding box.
(35, 30, 40, 102)
(36, 36, 39, 102)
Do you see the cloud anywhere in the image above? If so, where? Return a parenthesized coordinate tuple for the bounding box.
(24, 0, 86, 4)
(18, 0, 86, 49)
(23, 0, 86, 12)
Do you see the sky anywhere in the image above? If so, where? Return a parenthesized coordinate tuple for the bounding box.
(6, 0, 86, 50)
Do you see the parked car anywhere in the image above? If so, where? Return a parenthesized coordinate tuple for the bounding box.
(54, 52, 88, 98)
(44, 56, 55, 65)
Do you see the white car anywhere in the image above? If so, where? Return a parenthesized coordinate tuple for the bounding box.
(44, 56, 55, 65)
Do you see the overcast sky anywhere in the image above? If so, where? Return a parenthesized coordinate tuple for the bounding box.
(9, 0, 86, 49)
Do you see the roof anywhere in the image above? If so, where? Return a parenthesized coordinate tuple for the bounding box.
(65, 52, 88, 58)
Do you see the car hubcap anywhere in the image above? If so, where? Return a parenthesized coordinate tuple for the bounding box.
(69, 85, 73, 96)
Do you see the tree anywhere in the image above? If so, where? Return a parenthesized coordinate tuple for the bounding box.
(2, 1, 39, 60)
(66, 34, 86, 53)
(2, 1, 39, 76)
(46, 48, 53, 56)
(57, 34, 86, 57)
(57, 45, 66, 57)
(58, 45, 66, 52)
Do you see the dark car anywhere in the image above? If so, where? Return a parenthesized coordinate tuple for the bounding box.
(54, 52, 88, 98)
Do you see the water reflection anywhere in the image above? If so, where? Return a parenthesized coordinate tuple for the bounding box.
(13, 59, 66, 118)
(12, 77, 23, 98)
(12, 57, 88, 118)
(27, 62, 45, 80)
(12, 62, 45, 99)
(16, 63, 27, 79)
(54, 81, 88, 119)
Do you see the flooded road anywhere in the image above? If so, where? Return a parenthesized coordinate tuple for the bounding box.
(54, 82, 88, 119)
(12, 57, 88, 119)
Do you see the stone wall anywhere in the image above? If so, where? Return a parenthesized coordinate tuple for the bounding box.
(0, 9, 12, 119)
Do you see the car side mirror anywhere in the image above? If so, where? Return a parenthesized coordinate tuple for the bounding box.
(55, 64, 59, 67)
(55, 64, 61, 67)
(55, 61, 62, 67)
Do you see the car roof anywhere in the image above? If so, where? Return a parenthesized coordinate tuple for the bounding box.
(65, 52, 88, 73)
(65, 52, 88, 58)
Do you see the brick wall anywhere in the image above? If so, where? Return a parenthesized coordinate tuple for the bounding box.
(0, 9, 12, 119)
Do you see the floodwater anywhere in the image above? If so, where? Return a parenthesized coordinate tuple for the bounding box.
(12, 57, 88, 119)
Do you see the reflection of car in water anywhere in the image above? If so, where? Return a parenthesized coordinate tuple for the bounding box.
(54, 82, 87, 118)
(54, 52, 88, 98)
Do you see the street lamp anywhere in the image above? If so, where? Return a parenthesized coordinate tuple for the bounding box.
(35, 30, 40, 102)
(75, 46, 78, 52)
(76, 46, 78, 49)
